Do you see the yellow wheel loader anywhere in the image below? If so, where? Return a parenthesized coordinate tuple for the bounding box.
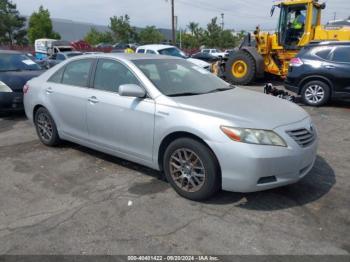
(224, 0, 350, 85)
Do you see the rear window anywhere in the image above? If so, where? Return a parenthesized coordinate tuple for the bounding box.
(331, 46, 350, 63)
(315, 48, 332, 60)
(62, 59, 93, 87)
(48, 66, 65, 83)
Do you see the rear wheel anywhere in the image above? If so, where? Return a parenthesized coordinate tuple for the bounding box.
(225, 51, 256, 85)
(301, 80, 331, 106)
(163, 138, 220, 201)
(34, 107, 61, 146)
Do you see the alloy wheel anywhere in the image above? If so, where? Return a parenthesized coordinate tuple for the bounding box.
(305, 85, 325, 104)
(37, 112, 53, 142)
(169, 148, 206, 192)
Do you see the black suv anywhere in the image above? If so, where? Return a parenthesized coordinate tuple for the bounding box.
(285, 41, 350, 106)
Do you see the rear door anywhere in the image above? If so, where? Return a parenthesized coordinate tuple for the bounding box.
(86, 58, 155, 162)
(45, 59, 94, 140)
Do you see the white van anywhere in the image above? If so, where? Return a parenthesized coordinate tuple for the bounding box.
(34, 39, 74, 60)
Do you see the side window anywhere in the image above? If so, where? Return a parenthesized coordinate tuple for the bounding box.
(48, 66, 65, 83)
(62, 59, 93, 87)
(93, 59, 141, 93)
(315, 48, 331, 60)
(146, 49, 156, 54)
(137, 49, 145, 54)
(331, 47, 350, 63)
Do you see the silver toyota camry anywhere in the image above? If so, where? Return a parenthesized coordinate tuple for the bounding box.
(24, 54, 318, 200)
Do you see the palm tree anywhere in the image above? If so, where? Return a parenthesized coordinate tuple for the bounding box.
(188, 22, 199, 36)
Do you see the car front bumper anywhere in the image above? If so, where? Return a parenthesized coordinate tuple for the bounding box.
(0, 92, 24, 111)
(207, 118, 318, 193)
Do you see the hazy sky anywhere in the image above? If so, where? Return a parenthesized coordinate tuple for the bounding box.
(13, 0, 349, 31)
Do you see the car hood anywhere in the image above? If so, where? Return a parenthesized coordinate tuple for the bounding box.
(186, 58, 210, 68)
(0, 70, 44, 92)
(171, 87, 309, 129)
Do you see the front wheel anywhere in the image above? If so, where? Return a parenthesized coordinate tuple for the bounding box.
(301, 80, 331, 106)
(163, 138, 220, 201)
(225, 51, 256, 85)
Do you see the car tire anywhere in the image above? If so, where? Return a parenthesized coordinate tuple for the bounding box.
(163, 138, 220, 201)
(225, 50, 256, 85)
(34, 107, 61, 146)
(301, 80, 331, 106)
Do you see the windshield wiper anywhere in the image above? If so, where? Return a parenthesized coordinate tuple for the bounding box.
(205, 86, 235, 94)
(168, 92, 204, 97)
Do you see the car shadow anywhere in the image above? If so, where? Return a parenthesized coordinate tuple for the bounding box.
(66, 142, 335, 211)
(205, 155, 335, 211)
(66, 142, 163, 181)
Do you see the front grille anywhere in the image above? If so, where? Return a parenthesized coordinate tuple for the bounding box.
(287, 128, 315, 147)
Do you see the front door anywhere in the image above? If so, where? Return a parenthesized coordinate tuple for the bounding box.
(86, 58, 155, 163)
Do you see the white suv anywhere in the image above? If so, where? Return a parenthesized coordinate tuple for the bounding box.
(136, 44, 211, 70)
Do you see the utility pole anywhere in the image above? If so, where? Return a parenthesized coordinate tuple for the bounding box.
(221, 13, 225, 30)
(171, 0, 176, 45)
(333, 12, 337, 21)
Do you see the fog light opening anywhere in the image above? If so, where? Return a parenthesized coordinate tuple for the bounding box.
(257, 176, 277, 185)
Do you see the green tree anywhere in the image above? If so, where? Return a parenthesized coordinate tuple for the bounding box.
(84, 28, 113, 45)
(203, 17, 222, 48)
(187, 22, 199, 36)
(0, 0, 27, 46)
(109, 14, 137, 43)
(218, 30, 238, 49)
(28, 5, 61, 44)
(139, 26, 164, 44)
(177, 30, 200, 49)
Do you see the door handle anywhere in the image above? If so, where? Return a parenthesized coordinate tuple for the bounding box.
(45, 87, 53, 94)
(325, 65, 335, 69)
(88, 96, 99, 104)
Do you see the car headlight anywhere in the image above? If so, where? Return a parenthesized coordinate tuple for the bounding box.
(0, 81, 13, 93)
(220, 126, 287, 147)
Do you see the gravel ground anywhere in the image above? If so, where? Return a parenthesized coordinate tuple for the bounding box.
(0, 84, 349, 255)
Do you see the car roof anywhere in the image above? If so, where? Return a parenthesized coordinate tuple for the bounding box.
(307, 41, 350, 47)
(0, 50, 22, 54)
(136, 44, 175, 51)
(70, 53, 181, 61)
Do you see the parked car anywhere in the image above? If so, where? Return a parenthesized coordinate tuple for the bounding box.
(95, 43, 113, 49)
(136, 44, 211, 70)
(45, 51, 83, 68)
(201, 48, 228, 58)
(285, 41, 350, 106)
(24, 54, 318, 200)
(191, 52, 219, 63)
(0, 50, 44, 111)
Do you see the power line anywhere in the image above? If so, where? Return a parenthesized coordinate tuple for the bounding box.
(176, 0, 268, 20)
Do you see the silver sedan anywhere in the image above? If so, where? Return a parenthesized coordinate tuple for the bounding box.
(24, 54, 318, 200)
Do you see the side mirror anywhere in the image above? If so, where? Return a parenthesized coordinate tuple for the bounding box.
(119, 84, 146, 98)
(270, 5, 275, 16)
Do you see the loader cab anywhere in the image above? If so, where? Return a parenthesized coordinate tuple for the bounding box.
(272, 1, 322, 49)
(275, 3, 307, 49)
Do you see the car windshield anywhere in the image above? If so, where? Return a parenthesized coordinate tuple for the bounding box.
(158, 47, 186, 58)
(133, 59, 233, 96)
(0, 53, 42, 71)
